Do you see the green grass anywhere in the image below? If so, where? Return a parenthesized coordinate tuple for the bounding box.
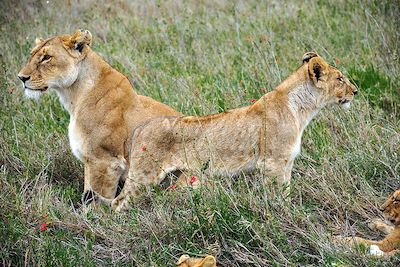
(0, 0, 399, 266)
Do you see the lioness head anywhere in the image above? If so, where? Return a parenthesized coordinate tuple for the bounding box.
(302, 52, 358, 109)
(380, 190, 400, 226)
(18, 29, 92, 99)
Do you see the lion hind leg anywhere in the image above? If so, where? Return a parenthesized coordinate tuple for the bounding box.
(112, 163, 162, 212)
(112, 191, 136, 212)
(111, 177, 144, 212)
(333, 235, 376, 248)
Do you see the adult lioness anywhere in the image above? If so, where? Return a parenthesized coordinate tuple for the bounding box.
(334, 190, 400, 256)
(18, 29, 179, 203)
(112, 52, 357, 211)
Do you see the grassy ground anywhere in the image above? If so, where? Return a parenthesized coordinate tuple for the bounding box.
(1, 0, 399, 266)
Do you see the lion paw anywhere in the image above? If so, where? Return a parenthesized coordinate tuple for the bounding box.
(111, 195, 131, 212)
(369, 245, 385, 256)
(368, 218, 385, 231)
(368, 218, 394, 234)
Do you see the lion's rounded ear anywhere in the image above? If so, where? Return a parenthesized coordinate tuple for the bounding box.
(35, 38, 45, 46)
(302, 52, 319, 63)
(176, 255, 190, 265)
(31, 38, 45, 52)
(77, 29, 93, 47)
(63, 29, 93, 56)
(394, 190, 400, 201)
(200, 256, 216, 267)
(308, 57, 328, 84)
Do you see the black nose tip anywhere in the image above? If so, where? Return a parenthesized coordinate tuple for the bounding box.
(353, 90, 358, 95)
(18, 75, 30, 83)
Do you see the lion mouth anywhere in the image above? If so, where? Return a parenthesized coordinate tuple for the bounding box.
(24, 86, 49, 100)
(24, 86, 48, 92)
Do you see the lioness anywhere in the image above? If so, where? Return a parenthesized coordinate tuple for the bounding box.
(334, 190, 400, 256)
(111, 52, 357, 211)
(18, 29, 179, 203)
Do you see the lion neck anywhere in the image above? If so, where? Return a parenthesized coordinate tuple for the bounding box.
(53, 50, 111, 115)
(275, 65, 330, 132)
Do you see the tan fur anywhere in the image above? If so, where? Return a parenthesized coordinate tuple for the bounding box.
(176, 255, 217, 267)
(18, 30, 179, 203)
(112, 52, 357, 212)
(334, 190, 400, 256)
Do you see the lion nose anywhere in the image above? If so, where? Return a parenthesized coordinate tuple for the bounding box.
(353, 90, 358, 95)
(18, 75, 30, 83)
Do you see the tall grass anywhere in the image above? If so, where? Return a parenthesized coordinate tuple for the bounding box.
(0, 0, 399, 266)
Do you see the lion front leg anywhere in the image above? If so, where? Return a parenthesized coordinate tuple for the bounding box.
(383, 249, 400, 257)
(257, 158, 292, 197)
(111, 159, 162, 212)
(282, 159, 294, 197)
(368, 218, 394, 235)
(82, 155, 127, 205)
(333, 235, 379, 248)
(333, 235, 400, 256)
(81, 164, 94, 204)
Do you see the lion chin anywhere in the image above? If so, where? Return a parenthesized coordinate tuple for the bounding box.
(24, 88, 45, 100)
(342, 102, 351, 110)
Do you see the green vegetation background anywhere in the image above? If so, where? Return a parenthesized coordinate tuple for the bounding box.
(0, 0, 399, 266)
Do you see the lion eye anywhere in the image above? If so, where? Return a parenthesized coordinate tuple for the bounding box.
(41, 54, 52, 63)
(337, 77, 344, 82)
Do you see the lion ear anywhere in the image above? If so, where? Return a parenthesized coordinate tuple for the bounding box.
(302, 52, 319, 63)
(308, 56, 328, 84)
(31, 38, 45, 52)
(394, 190, 400, 201)
(63, 29, 93, 56)
(35, 38, 45, 46)
(200, 256, 216, 267)
(176, 255, 190, 265)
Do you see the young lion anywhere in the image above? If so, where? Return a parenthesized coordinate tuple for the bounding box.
(176, 255, 217, 267)
(334, 190, 400, 256)
(112, 52, 357, 211)
(18, 29, 179, 204)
